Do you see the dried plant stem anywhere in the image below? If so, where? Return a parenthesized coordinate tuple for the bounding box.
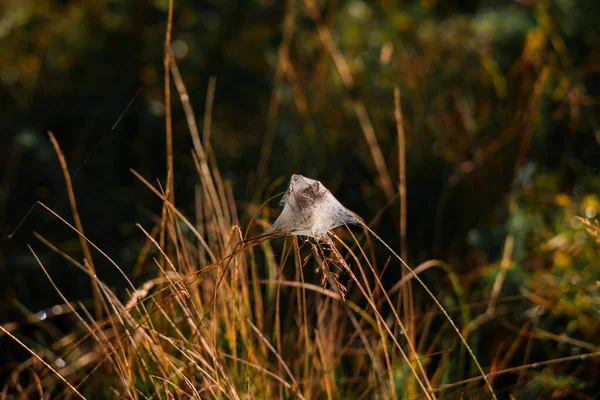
(303, 0, 353, 88)
(308, 248, 389, 397)
(160, 0, 175, 262)
(335, 234, 435, 399)
(323, 235, 432, 400)
(466, 70, 550, 333)
(354, 103, 395, 200)
(467, 233, 515, 334)
(163, 0, 174, 202)
(203, 76, 217, 146)
(27, 242, 124, 379)
(435, 351, 600, 393)
(257, 0, 296, 180)
(433, 67, 549, 253)
(47, 132, 103, 320)
(394, 87, 407, 262)
(247, 319, 305, 400)
(360, 224, 498, 400)
(293, 239, 313, 395)
(131, 169, 217, 263)
(169, 57, 229, 240)
(0, 325, 86, 399)
(393, 87, 415, 348)
(303, 0, 394, 201)
(37, 201, 138, 295)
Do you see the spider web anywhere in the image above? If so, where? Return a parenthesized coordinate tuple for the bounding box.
(269, 174, 360, 240)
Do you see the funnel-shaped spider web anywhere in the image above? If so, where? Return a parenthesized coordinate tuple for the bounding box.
(268, 174, 361, 297)
(269, 174, 360, 240)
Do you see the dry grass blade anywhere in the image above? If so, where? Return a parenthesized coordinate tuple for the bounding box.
(221, 353, 304, 398)
(393, 86, 415, 359)
(26, 242, 124, 379)
(302, 0, 394, 200)
(35, 202, 138, 293)
(354, 103, 395, 201)
(247, 319, 305, 400)
(360, 224, 498, 400)
(130, 168, 217, 263)
(328, 234, 435, 399)
(435, 351, 600, 393)
(47, 131, 103, 320)
(0, 325, 86, 399)
(257, 0, 297, 180)
(163, 0, 174, 203)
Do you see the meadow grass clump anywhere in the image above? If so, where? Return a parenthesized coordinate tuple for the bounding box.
(0, 56, 494, 399)
(3, 2, 600, 399)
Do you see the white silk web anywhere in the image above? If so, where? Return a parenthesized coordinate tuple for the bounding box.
(269, 174, 360, 240)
